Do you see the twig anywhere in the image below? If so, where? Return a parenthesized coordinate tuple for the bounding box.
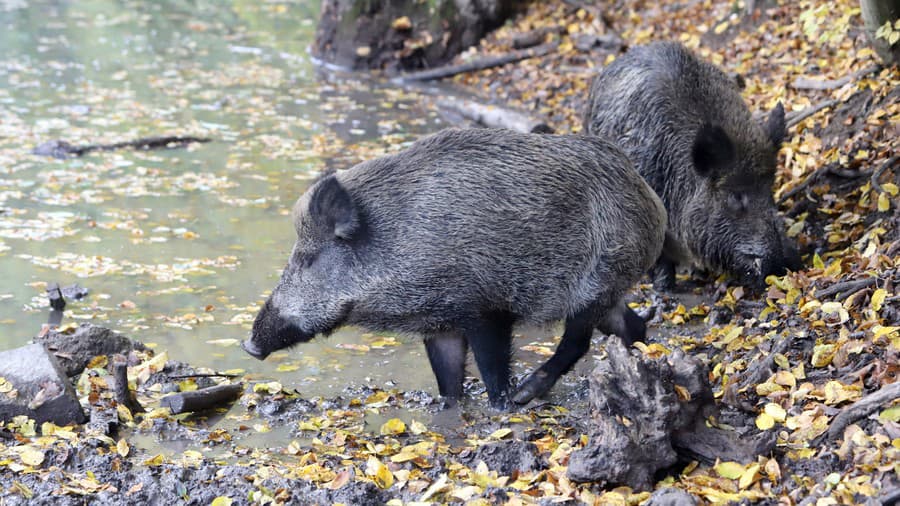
(871, 155, 898, 194)
(778, 170, 824, 205)
(436, 97, 552, 133)
(167, 373, 241, 380)
(395, 42, 558, 83)
(791, 64, 881, 91)
(815, 277, 877, 299)
(786, 99, 839, 128)
(160, 383, 244, 415)
(112, 354, 144, 414)
(778, 165, 873, 204)
(510, 27, 563, 49)
(813, 381, 900, 445)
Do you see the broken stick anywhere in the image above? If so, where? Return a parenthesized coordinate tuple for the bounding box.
(813, 381, 900, 445)
(786, 99, 839, 128)
(111, 354, 144, 414)
(815, 277, 878, 300)
(161, 383, 243, 415)
(395, 42, 558, 83)
(791, 64, 881, 91)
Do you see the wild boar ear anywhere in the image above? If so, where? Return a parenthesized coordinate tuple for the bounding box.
(310, 175, 360, 241)
(765, 102, 787, 146)
(692, 123, 735, 178)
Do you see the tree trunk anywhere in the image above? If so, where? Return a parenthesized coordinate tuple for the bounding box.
(860, 0, 900, 65)
(314, 0, 522, 72)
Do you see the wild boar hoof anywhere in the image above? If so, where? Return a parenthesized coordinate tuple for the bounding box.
(512, 371, 553, 405)
(489, 393, 512, 411)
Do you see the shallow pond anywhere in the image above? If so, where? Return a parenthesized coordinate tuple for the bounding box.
(0, 0, 598, 438)
(0, 1, 450, 391)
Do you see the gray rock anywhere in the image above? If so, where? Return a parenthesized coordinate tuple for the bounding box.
(34, 323, 146, 377)
(0, 344, 86, 425)
(644, 488, 699, 506)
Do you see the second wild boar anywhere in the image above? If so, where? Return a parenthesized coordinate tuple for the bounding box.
(583, 41, 801, 288)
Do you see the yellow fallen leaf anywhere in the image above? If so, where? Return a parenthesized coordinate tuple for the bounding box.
(365, 457, 393, 489)
(756, 412, 775, 430)
(206, 338, 239, 347)
(14, 446, 44, 467)
(871, 288, 887, 312)
(880, 406, 900, 422)
(878, 192, 890, 211)
(714, 21, 730, 34)
(714, 460, 746, 479)
(391, 16, 411, 31)
(409, 420, 427, 435)
(326, 469, 351, 490)
(739, 463, 761, 489)
(379, 418, 406, 436)
(764, 402, 787, 422)
(143, 454, 165, 466)
(211, 497, 233, 506)
(882, 182, 899, 196)
(116, 438, 130, 457)
(489, 428, 512, 439)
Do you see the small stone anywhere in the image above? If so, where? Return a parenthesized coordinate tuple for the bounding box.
(356, 46, 371, 57)
(644, 488, 699, 506)
(0, 344, 86, 425)
(34, 323, 147, 377)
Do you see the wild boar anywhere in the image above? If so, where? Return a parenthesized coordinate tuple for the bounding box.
(583, 41, 801, 288)
(242, 128, 666, 408)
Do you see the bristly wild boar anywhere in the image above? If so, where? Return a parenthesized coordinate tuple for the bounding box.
(242, 128, 666, 409)
(583, 41, 801, 288)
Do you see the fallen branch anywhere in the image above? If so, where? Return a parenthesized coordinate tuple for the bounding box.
(395, 42, 558, 83)
(871, 155, 898, 194)
(167, 373, 241, 380)
(786, 99, 839, 128)
(111, 354, 144, 414)
(813, 381, 900, 445)
(160, 383, 244, 415)
(815, 277, 877, 300)
(33, 135, 211, 159)
(436, 97, 553, 133)
(510, 27, 563, 49)
(790, 64, 881, 91)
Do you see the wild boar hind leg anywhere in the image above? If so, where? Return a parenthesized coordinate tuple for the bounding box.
(512, 301, 604, 405)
